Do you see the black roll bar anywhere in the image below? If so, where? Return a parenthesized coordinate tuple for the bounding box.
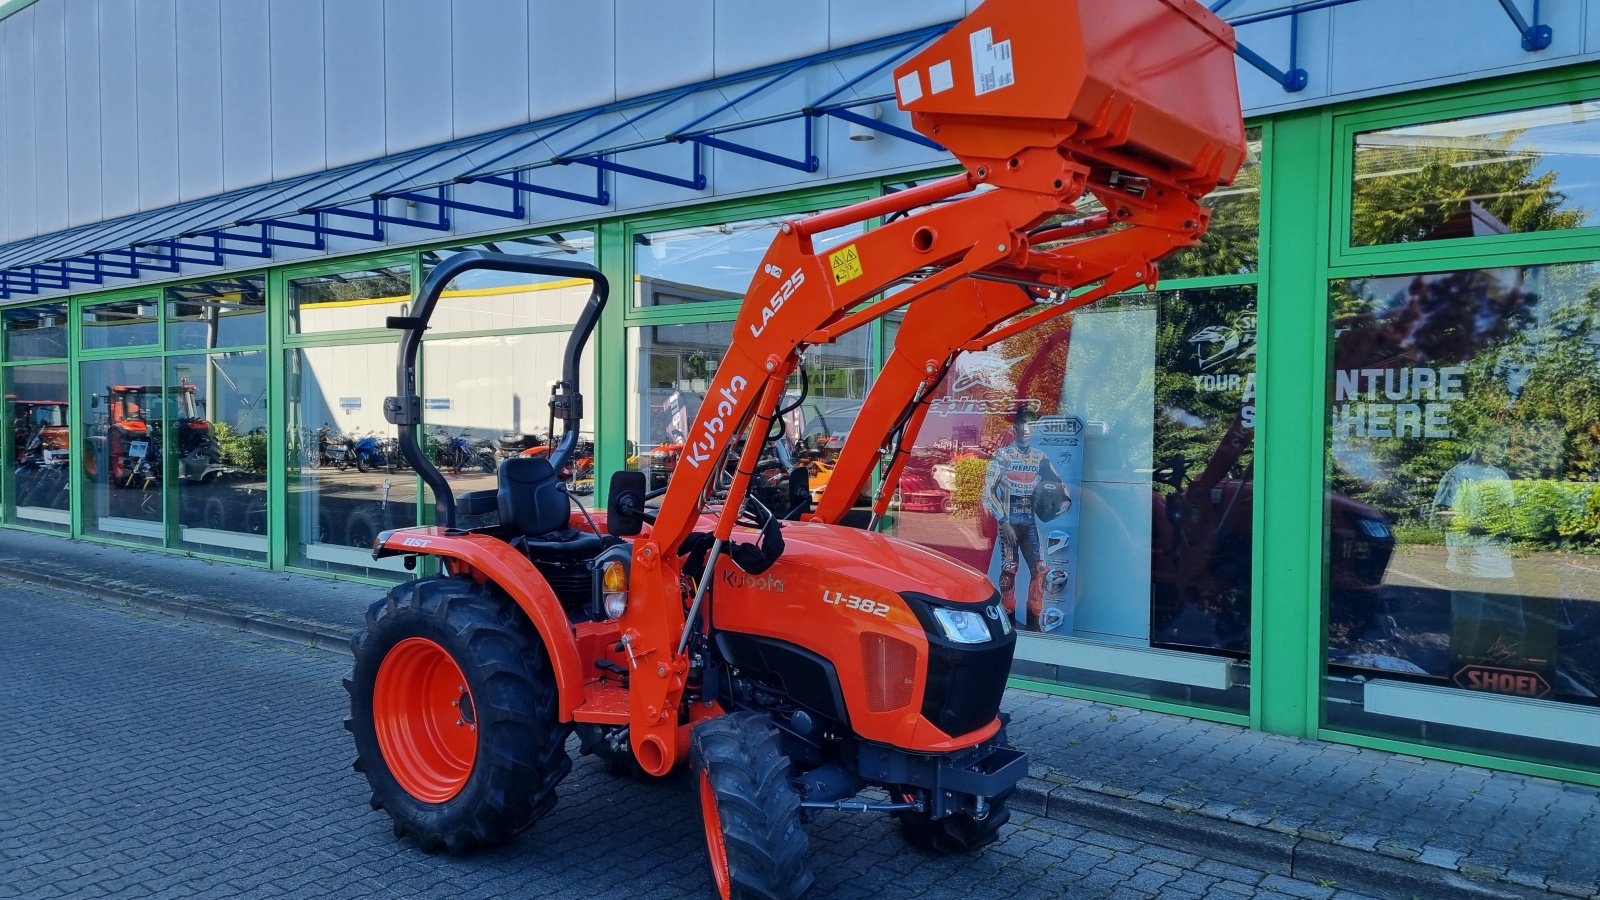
(383, 250, 609, 530)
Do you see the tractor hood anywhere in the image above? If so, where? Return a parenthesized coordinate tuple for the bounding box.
(769, 520, 995, 604)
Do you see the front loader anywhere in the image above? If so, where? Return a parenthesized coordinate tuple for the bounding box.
(345, 0, 1245, 896)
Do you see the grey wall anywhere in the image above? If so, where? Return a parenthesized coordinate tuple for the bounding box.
(0, 0, 1595, 248)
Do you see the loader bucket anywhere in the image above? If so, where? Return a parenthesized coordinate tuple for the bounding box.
(893, 0, 1246, 191)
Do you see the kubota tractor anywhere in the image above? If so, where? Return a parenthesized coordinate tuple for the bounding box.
(346, 1, 1245, 896)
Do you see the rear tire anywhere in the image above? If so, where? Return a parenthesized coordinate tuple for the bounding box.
(345, 576, 571, 855)
(691, 712, 813, 900)
(896, 789, 1012, 854)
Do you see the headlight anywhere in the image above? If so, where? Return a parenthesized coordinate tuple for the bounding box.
(931, 607, 991, 644)
(1357, 518, 1390, 539)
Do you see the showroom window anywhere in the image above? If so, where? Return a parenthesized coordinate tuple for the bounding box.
(2, 303, 71, 532)
(1323, 261, 1600, 771)
(1350, 99, 1600, 247)
(287, 264, 411, 334)
(883, 285, 1258, 713)
(419, 231, 600, 512)
(633, 214, 859, 307)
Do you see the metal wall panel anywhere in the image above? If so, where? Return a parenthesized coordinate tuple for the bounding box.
(615, 0, 713, 99)
(269, 0, 327, 180)
(220, 0, 272, 192)
(32, 0, 69, 236)
(324, 0, 386, 169)
(528, 0, 617, 120)
(4, 8, 39, 240)
(63, 0, 102, 229)
(826, 0, 962, 49)
(0, 14, 9, 245)
(453, 0, 530, 139)
(713, 0, 828, 78)
(1326, 0, 1585, 96)
(176, 0, 225, 202)
(384, 0, 454, 155)
(135, 0, 181, 213)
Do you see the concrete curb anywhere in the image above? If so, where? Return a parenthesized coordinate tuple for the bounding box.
(1, 555, 1565, 900)
(1012, 780, 1552, 900)
(1, 563, 353, 654)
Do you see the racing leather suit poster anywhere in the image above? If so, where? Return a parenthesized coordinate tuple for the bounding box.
(983, 412, 1084, 633)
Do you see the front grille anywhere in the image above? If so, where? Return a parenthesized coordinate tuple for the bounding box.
(860, 632, 917, 712)
(921, 640, 1014, 738)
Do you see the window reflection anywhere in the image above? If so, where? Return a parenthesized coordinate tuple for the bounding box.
(288, 265, 412, 334)
(2, 303, 69, 361)
(170, 353, 270, 561)
(166, 276, 266, 351)
(81, 299, 160, 351)
(420, 231, 596, 331)
(287, 343, 417, 578)
(1352, 100, 1600, 246)
(81, 357, 166, 544)
(3, 364, 70, 530)
(634, 216, 860, 307)
(628, 322, 873, 516)
(1325, 261, 1600, 769)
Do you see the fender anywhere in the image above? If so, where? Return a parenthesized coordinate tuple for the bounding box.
(376, 526, 584, 720)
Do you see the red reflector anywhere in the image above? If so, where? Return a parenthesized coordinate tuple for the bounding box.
(860, 632, 917, 713)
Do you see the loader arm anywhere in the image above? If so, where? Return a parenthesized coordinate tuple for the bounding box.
(622, 0, 1247, 776)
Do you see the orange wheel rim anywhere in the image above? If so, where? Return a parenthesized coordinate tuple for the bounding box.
(373, 637, 477, 803)
(699, 771, 732, 900)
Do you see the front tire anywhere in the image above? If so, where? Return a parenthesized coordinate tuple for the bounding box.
(691, 712, 813, 900)
(345, 577, 571, 854)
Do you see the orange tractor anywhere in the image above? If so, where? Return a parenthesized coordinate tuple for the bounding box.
(346, 0, 1245, 895)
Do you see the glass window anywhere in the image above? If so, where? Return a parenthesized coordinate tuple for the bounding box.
(3, 363, 70, 530)
(169, 353, 270, 561)
(884, 285, 1257, 712)
(1351, 100, 1600, 247)
(1325, 262, 1600, 771)
(165, 276, 267, 350)
(419, 231, 597, 331)
(634, 215, 860, 307)
(422, 332, 596, 511)
(81, 356, 166, 545)
(627, 322, 874, 514)
(81, 299, 160, 351)
(2, 303, 69, 361)
(287, 264, 412, 334)
(1162, 126, 1262, 279)
(287, 343, 417, 578)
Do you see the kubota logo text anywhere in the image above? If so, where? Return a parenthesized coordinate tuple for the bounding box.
(750, 268, 805, 338)
(683, 375, 748, 469)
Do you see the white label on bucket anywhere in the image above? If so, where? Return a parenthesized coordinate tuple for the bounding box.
(969, 27, 1014, 96)
(896, 70, 923, 105)
(929, 59, 954, 94)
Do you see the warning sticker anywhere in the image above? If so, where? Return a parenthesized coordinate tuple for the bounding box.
(829, 244, 864, 286)
(929, 59, 954, 95)
(969, 27, 1014, 96)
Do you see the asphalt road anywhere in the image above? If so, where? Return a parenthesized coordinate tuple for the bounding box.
(0, 577, 1374, 900)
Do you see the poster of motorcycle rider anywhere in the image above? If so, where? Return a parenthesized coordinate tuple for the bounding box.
(982, 408, 1084, 633)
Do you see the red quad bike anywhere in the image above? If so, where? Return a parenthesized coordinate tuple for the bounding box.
(346, 1, 1245, 896)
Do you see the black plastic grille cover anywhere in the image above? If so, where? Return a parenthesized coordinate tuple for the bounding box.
(900, 590, 1016, 738)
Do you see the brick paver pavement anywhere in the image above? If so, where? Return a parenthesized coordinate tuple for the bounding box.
(0, 576, 1371, 900)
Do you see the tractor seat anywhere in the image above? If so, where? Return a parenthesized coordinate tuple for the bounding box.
(498, 456, 608, 559)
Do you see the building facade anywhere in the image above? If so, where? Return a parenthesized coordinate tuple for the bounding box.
(2, 0, 1599, 784)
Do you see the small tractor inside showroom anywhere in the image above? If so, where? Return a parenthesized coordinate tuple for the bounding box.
(345, 0, 1245, 895)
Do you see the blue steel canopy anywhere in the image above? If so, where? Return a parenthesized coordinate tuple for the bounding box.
(0, 1, 1556, 300)
(0, 23, 952, 301)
